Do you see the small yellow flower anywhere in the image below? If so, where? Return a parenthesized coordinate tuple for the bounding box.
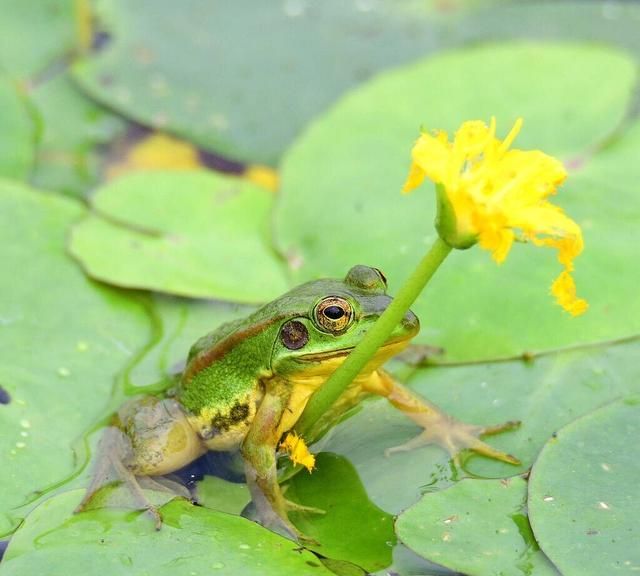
(280, 432, 315, 472)
(403, 118, 588, 316)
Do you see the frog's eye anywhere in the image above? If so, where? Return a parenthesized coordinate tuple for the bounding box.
(314, 297, 353, 334)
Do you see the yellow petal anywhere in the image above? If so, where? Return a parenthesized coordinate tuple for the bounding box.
(280, 432, 315, 473)
(402, 162, 426, 194)
(551, 271, 589, 316)
(402, 117, 588, 316)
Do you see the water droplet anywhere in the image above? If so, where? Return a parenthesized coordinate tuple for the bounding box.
(57, 367, 71, 377)
(15, 442, 26, 449)
(238, 543, 250, 550)
(76, 341, 89, 352)
(601, 463, 611, 472)
(543, 496, 554, 502)
(598, 501, 610, 510)
(20, 419, 31, 429)
(20, 431, 28, 438)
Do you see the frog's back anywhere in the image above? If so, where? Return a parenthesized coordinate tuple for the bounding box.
(177, 311, 286, 451)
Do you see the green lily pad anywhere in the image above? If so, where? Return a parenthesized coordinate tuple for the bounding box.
(0, 181, 150, 535)
(68, 170, 290, 303)
(72, 0, 491, 165)
(274, 42, 638, 360)
(320, 337, 640, 513)
(29, 73, 126, 196)
(0, 0, 75, 80)
(528, 399, 640, 576)
(286, 453, 395, 573)
(0, 76, 36, 179)
(0, 491, 333, 576)
(396, 477, 558, 576)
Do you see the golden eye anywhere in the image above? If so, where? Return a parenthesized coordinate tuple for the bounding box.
(314, 297, 353, 333)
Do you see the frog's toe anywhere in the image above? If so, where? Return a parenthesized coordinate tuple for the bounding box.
(385, 418, 521, 466)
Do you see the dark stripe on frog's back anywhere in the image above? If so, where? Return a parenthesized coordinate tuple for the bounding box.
(178, 314, 288, 416)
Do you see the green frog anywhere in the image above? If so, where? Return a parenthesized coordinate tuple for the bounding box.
(77, 265, 519, 539)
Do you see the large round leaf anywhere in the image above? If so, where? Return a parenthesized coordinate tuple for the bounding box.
(0, 181, 150, 534)
(72, 0, 482, 165)
(528, 399, 640, 576)
(396, 477, 558, 576)
(274, 43, 638, 360)
(68, 170, 290, 302)
(0, 492, 333, 576)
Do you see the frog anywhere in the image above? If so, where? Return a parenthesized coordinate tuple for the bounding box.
(77, 265, 519, 540)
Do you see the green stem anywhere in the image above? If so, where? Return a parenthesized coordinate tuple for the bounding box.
(295, 237, 453, 436)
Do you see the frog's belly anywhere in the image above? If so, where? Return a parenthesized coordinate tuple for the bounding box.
(190, 388, 263, 452)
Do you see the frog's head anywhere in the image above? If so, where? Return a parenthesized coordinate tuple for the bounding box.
(270, 265, 419, 378)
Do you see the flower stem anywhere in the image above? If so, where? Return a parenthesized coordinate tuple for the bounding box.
(295, 236, 452, 437)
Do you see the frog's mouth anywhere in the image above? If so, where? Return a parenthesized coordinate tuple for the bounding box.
(297, 337, 410, 363)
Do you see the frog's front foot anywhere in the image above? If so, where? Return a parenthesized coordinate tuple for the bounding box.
(385, 415, 521, 466)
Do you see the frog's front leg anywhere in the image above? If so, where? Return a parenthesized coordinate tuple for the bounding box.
(365, 371, 520, 465)
(240, 382, 300, 540)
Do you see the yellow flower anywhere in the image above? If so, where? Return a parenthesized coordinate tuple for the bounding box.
(403, 118, 588, 316)
(280, 432, 315, 472)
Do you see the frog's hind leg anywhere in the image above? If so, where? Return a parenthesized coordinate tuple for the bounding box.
(76, 397, 205, 528)
(364, 370, 521, 466)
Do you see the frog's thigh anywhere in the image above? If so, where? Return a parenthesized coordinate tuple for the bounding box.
(119, 397, 206, 476)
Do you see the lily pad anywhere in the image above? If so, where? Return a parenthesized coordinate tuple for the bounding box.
(528, 399, 640, 576)
(0, 76, 36, 179)
(396, 477, 558, 576)
(286, 453, 396, 573)
(320, 337, 640, 513)
(274, 42, 638, 360)
(0, 491, 333, 576)
(68, 170, 290, 303)
(0, 181, 150, 535)
(72, 0, 483, 165)
(0, 0, 75, 80)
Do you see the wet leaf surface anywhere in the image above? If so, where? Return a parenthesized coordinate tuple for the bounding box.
(0, 181, 150, 534)
(528, 399, 640, 576)
(0, 492, 333, 576)
(396, 477, 559, 576)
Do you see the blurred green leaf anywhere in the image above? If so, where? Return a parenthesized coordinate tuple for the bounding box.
(396, 477, 559, 576)
(29, 73, 125, 196)
(274, 42, 638, 360)
(72, 0, 481, 165)
(0, 0, 75, 80)
(0, 76, 36, 179)
(528, 399, 640, 576)
(0, 491, 333, 575)
(0, 180, 150, 534)
(68, 170, 290, 303)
